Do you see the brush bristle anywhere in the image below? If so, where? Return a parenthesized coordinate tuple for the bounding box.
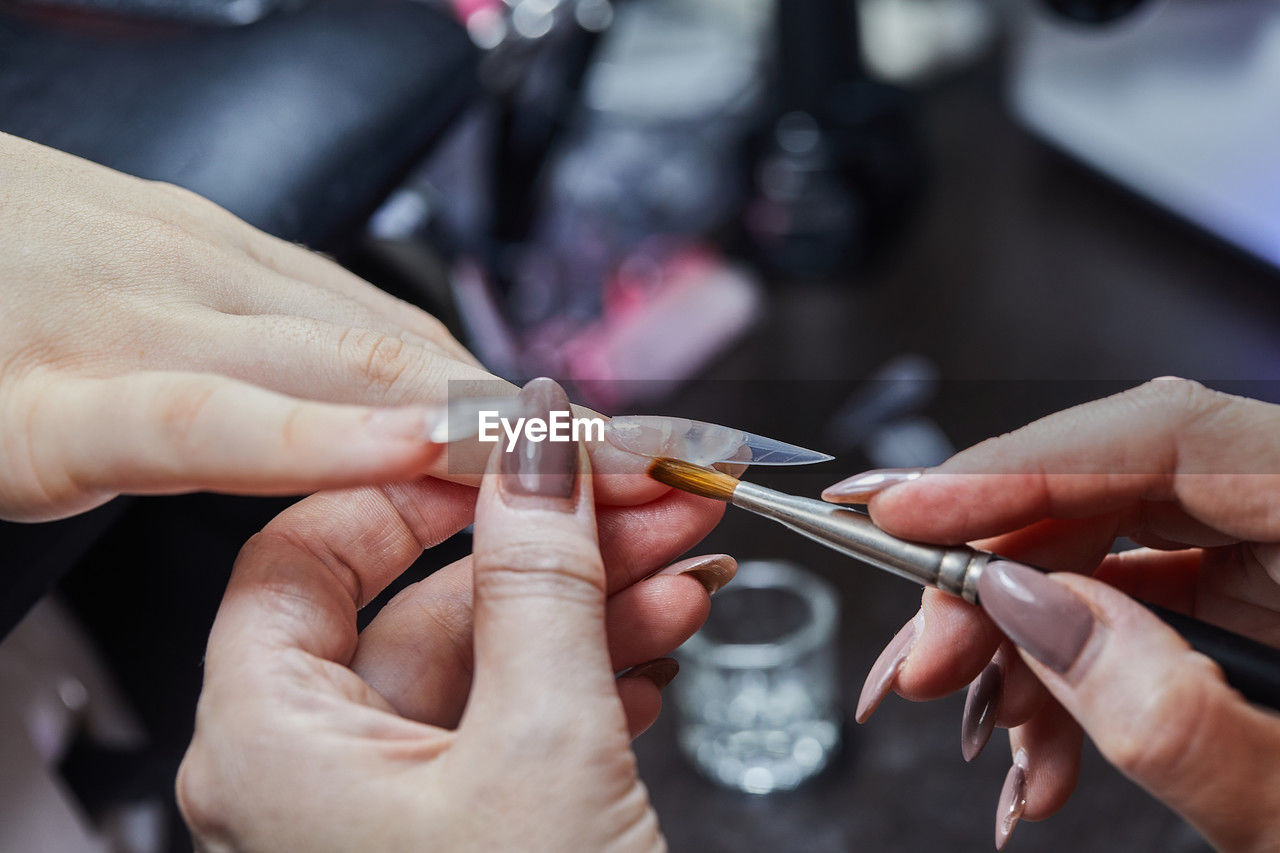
(646, 457, 739, 502)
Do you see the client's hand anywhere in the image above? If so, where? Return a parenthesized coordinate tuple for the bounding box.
(178, 379, 730, 851)
(824, 379, 1280, 851)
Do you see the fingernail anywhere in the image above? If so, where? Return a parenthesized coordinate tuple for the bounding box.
(822, 468, 924, 502)
(622, 658, 679, 691)
(365, 407, 445, 441)
(655, 554, 737, 596)
(856, 612, 921, 723)
(499, 378, 578, 506)
(995, 748, 1029, 850)
(961, 660, 1003, 762)
(366, 398, 525, 444)
(977, 561, 1095, 675)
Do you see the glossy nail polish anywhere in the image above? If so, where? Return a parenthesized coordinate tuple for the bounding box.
(655, 554, 737, 596)
(977, 561, 1095, 674)
(499, 378, 578, 505)
(856, 613, 920, 723)
(995, 748, 1029, 850)
(821, 468, 924, 502)
(623, 658, 679, 691)
(961, 660, 1003, 762)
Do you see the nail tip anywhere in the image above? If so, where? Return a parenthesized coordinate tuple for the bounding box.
(627, 658, 679, 691)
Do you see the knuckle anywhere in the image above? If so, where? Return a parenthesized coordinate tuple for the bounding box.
(1101, 656, 1221, 782)
(337, 327, 418, 396)
(1132, 377, 1219, 419)
(0, 376, 84, 518)
(175, 745, 231, 843)
(476, 538, 605, 602)
(153, 381, 219, 449)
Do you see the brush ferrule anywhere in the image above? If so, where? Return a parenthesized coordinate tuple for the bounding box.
(731, 482, 988, 602)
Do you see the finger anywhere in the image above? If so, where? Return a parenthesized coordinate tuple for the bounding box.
(978, 562, 1280, 851)
(464, 378, 619, 733)
(616, 660, 677, 738)
(995, 701, 1084, 848)
(202, 480, 475, 717)
(161, 319, 677, 507)
(888, 517, 1115, 705)
(993, 645, 1050, 729)
(28, 371, 452, 518)
(1011, 701, 1083, 822)
(353, 555, 725, 726)
(859, 379, 1280, 544)
(959, 644, 1050, 762)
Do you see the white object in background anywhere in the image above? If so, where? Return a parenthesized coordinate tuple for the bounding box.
(857, 0, 997, 84)
(1010, 0, 1280, 270)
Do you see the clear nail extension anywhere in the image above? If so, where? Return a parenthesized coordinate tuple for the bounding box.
(604, 415, 834, 467)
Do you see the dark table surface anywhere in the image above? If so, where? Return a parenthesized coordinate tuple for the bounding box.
(631, 59, 1280, 852)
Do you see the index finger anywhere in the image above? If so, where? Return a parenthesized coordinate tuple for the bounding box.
(863, 379, 1280, 545)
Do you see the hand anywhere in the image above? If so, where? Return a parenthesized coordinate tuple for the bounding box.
(824, 379, 1280, 851)
(177, 378, 733, 850)
(3, 133, 679, 523)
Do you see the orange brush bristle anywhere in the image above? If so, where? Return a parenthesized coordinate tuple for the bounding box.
(645, 457, 739, 502)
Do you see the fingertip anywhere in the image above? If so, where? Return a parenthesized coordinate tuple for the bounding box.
(892, 591, 1003, 700)
(617, 665, 670, 738)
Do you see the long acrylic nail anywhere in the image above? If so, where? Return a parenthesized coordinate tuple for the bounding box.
(499, 378, 578, 506)
(995, 748, 1029, 850)
(654, 554, 737, 596)
(822, 467, 924, 502)
(977, 561, 1095, 675)
(962, 660, 1003, 762)
(856, 613, 920, 723)
(621, 658, 679, 691)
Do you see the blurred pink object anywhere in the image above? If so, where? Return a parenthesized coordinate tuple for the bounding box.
(559, 249, 763, 410)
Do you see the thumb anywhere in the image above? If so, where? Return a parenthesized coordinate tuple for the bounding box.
(978, 561, 1280, 851)
(463, 378, 618, 735)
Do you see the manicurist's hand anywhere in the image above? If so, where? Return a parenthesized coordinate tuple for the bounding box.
(178, 379, 733, 851)
(0, 134, 680, 522)
(823, 379, 1280, 851)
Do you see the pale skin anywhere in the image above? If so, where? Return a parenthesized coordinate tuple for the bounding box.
(835, 379, 1280, 850)
(0, 131, 685, 521)
(177, 441, 722, 851)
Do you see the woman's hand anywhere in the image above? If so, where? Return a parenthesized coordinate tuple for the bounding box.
(177, 378, 731, 850)
(2, 133, 681, 523)
(824, 379, 1280, 851)
(0, 131, 487, 520)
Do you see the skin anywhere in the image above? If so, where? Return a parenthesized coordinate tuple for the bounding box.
(178, 442, 722, 851)
(838, 379, 1280, 851)
(0, 132, 681, 521)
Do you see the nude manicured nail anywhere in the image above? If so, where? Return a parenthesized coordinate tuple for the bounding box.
(856, 613, 920, 723)
(961, 660, 1003, 762)
(365, 407, 444, 441)
(822, 468, 924, 502)
(995, 748, 1029, 850)
(977, 561, 1095, 675)
(499, 378, 577, 506)
(655, 554, 737, 596)
(622, 658, 679, 691)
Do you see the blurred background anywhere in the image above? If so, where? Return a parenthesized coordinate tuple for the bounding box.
(3, 0, 1280, 848)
